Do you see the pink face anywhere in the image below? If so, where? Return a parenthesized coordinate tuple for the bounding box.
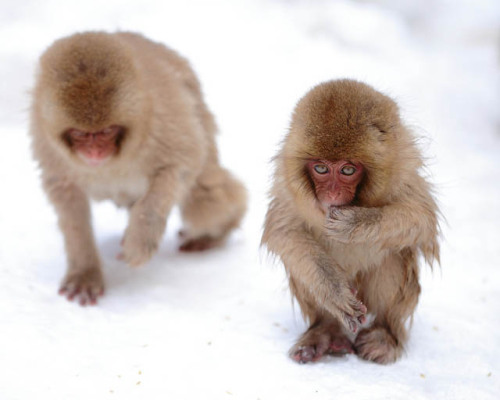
(64, 125, 123, 166)
(306, 159, 364, 210)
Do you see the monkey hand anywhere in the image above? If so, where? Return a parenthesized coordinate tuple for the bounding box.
(326, 206, 381, 243)
(325, 282, 367, 333)
(122, 205, 166, 267)
(59, 266, 104, 306)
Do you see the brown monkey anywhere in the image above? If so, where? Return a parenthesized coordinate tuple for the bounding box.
(262, 79, 439, 364)
(30, 32, 247, 305)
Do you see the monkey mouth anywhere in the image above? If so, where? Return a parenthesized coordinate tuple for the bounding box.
(77, 152, 113, 167)
(319, 195, 354, 210)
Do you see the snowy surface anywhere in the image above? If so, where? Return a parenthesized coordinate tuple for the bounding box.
(1, 0, 500, 399)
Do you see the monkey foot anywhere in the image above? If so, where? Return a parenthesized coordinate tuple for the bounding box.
(179, 235, 221, 252)
(290, 327, 354, 364)
(354, 327, 402, 364)
(59, 268, 104, 306)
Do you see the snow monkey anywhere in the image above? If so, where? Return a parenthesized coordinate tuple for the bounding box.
(262, 79, 439, 364)
(30, 32, 247, 305)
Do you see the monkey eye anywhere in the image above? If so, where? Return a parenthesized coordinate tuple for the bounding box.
(340, 165, 356, 176)
(101, 126, 119, 139)
(68, 129, 89, 141)
(313, 164, 329, 174)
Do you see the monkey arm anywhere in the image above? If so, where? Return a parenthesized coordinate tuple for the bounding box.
(43, 176, 101, 270)
(326, 200, 439, 254)
(42, 175, 105, 303)
(122, 166, 183, 266)
(263, 200, 366, 332)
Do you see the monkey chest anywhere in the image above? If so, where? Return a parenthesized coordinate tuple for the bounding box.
(328, 241, 388, 272)
(84, 172, 149, 208)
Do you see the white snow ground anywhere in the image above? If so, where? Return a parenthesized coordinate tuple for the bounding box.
(1, 0, 499, 399)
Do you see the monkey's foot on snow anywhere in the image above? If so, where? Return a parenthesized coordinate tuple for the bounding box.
(290, 324, 354, 363)
(179, 235, 224, 252)
(59, 267, 104, 306)
(354, 326, 402, 364)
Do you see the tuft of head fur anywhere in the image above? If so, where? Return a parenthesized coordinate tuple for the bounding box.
(37, 32, 139, 131)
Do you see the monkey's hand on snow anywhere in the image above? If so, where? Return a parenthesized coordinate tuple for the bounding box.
(326, 206, 381, 243)
(59, 265, 104, 306)
(122, 204, 167, 267)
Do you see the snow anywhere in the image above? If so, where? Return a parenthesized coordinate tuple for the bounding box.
(1, 0, 499, 399)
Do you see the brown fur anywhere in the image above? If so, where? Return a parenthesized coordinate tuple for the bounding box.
(30, 31, 247, 304)
(262, 79, 440, 364)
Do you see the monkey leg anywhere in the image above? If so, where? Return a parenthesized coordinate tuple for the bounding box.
(354, 251, 420, 364)
(288, 277, 354, 363)
(179, 166, 246, 251)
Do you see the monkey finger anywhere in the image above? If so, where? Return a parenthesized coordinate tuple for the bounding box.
(59, 284, 80, 301)
(79, 292, 90, 306)
(122, 251, 149, 268)
(121, 250, 147, 267)
(324, 220, 353, 242)
(59, 268, 104, 305)
(328, 206, 351, 220)
(339, 302, 367, 333)
(343, 314, 361, 334)
(78, 286, 103, 306)
(125, 257, 146, 268)
(87, 285, 104, 305)
(341, 295, 367, 317)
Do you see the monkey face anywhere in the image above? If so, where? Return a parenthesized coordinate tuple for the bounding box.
(306, 159, 364, 210)
(62, 125, 125, 166)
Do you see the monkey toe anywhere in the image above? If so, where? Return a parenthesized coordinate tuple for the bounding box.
(354, 327, 401, 364)
(291, 345, 319, 364)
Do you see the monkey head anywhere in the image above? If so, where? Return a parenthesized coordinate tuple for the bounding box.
(34, 32, 149, 168)
(282, 79, 421, 217)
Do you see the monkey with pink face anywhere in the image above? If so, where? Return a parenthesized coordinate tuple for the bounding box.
(262, 80, 440, 364)
(30, 32, 247, 305)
